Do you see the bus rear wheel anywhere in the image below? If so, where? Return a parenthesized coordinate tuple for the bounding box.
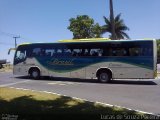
(98, 72, 111, 83)
(30, 68, 40, 80)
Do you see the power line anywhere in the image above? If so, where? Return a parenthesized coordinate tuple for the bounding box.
(0, 30, 33, 42)
(0, 31, 17, 38)
(0, 42, 14, 46)
(0, 31, 21, 47)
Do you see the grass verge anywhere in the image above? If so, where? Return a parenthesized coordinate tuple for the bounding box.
(0, 87, 157, 120)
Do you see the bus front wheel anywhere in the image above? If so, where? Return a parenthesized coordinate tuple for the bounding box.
(30, 68, 40, 80)
(98, 72, 111, 83)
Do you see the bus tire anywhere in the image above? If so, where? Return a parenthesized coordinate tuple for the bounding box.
(98, 71, 111, 83)
(30, 68, 40, 80)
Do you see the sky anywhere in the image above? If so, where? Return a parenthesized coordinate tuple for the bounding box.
(0, 0, 160, 63)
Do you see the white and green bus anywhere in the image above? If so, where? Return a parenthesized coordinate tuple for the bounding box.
(13, 38, 157, 83)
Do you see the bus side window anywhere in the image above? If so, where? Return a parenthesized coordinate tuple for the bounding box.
(72, 51, 77, 56)
(85, 49, 90, 56)
(90, 49, 102, 57)
(98, 49, 103, 56)
(46, 52, 51, 56)
(112, 50, 116, 56)
(79, 49, 90, 56)
(148, 48, 153, 56)
(40, 49, 46, 56)
(63, 49, 72, 56)
(54, 49, 63, 57)
(45, 49, 55, 57)
(90, 49, 97, 56)
(116, 48, 127, 56)
(72, 49, 81, 56)
(32, 48, 41, 56)
(143, 48, 152, 56)
(129, 48, 141, 56)
(108, 48, 113, 56)
(102, 48, 109, 56)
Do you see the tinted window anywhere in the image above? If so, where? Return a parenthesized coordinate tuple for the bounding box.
(29, 41, 153, 58)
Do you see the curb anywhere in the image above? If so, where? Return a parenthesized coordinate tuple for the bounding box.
(8, 86, 159, 117)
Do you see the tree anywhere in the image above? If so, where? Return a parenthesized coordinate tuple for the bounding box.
(157, 39, 160, 63)
(92, 23, 103, 38)
(102, 13, 130, 39)
(68, 15, 102, 39)
(109, 0, 116, 39)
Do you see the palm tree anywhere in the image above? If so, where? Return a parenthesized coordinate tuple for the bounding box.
(109, 0, 116, 39)
(102, 13, 130, 39)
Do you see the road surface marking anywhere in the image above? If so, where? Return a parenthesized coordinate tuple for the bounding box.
(8, 86, 157, 116)
(48, 81, 80, 86)
(0, 80, 31, 87)
(48, 82, 66, 86)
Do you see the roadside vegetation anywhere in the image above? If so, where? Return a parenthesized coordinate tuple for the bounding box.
(101, 14, 130, 39)
(67, 14, 129, 40)
(157, 39, 160, 63)
(67, 0, 129, 40)
(68, 15, 102, 39)
(0, 64, 12, 72)
(0, 87, 156, 120)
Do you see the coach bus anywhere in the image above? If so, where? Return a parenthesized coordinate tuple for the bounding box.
(13, 38, 157, 83)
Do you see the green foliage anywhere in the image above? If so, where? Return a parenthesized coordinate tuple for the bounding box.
(157, 39, 160, 57)
(68, 15, 102, 39)
(92, 23, 102, 38)
(102, 14, 130, 40)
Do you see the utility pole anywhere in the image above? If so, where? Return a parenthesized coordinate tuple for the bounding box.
(109, 0, 117, 40)
(13, 36, 20, 48)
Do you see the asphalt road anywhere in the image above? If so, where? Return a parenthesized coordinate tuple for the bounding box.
(0, 72, 160, 115)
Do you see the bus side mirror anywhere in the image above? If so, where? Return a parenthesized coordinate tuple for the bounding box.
(8, 48, 16, 55)
(8, 49, 11, 55)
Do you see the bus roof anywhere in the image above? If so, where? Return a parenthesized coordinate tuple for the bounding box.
(17, 38, 156, 46)
(58, 38, 156, 43)
(58, 38, 111, 42)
